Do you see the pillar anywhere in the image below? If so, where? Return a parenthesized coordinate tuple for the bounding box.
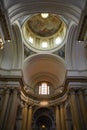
(64, 105, 69, 130)
(27, 106, 32, 130)
(56, 106, 61, 130)
(60, 103, 66, 130)
(21, 103, 28, 130)
(0, 89, 10, 130)
(69, 89, 82, 130)
(6, 88, 18, 130)
(78, 90, 87, 129)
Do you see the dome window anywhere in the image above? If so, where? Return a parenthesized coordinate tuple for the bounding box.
(42, 41, 48, 48)
(39, 82, 50, 95)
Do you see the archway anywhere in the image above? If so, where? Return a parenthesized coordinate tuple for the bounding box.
(33, 108, 55, 130)
(36, 115, 52, 130)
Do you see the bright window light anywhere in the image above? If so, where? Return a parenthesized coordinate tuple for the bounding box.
(55, 37, 62, 45)
(40, 101, 48, 106)
(42, 42, 48, 48)
(5, 39, 11, 43)
(0, 38, 3, 43)
(42, 125, 46, 128)
(28, 36, 33, 43)
(39, 82, 50, 95)
(0, 38, 3, 49)
(41, 13, 49, 19)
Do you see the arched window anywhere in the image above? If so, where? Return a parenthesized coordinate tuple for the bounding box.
(39, 82, 50, 95)
(0, 35, 3, 49)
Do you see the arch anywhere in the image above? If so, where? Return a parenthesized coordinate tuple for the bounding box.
(65, 23, 77, 69)
(65, 23, 87, 70)
(33, 107, 55, 130)
(12, 22, 24, 69)
(23, 53, 66, 90)
(0, 22, 23, 75)
(7, 2, 81, 24)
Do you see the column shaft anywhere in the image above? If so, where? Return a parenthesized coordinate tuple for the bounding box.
(27, 106, 32, 130)
(64, 106, 69, 130)
(56, 106, 61, 130)
(60, 104, 66, 130)
(21, 104, 28, 130)
(70, 90, 82, 130)
(6, 89, 18, 130)
(0, 89, 9, 130)
(78, 90, 87, 129)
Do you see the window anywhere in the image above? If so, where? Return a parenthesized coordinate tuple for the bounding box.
(0, 37, 3, 49)
(42, 41, 48, 48)
(39, 82, 50, 95)
(28, 36, 33, 44)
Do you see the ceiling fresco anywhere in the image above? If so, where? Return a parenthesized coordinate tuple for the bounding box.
(27, 14, 62, 37)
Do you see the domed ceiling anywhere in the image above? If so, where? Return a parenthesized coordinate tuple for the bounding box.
(21, 13, 67, 103)
(22, 13, 67, 52)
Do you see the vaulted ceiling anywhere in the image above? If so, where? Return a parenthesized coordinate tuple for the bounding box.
(0, 0, 87, 105)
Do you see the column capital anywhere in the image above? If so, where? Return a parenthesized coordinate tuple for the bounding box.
(77, 89, 83, 95)
(56, 105, 60, 109)
(4, 88, 10, 94)
(60, 102, 65, 107)
(22, 101, 28, 108)
(69, 88, 76, 95)
(24, 103, 28, 108)
(29, 105, 32, 109)
(61, 101, 66, 105)
(10, 87, 20, 95)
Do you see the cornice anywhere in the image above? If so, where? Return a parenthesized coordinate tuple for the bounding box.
(21, 76, 87, 103)
(7, 2, 80, 23)
(0, 75, 87, 106)
(0, 75, 24, 87)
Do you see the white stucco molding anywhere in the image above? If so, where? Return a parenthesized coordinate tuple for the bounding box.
(6, 2, 81, 24)
(67, 69, 87, 77)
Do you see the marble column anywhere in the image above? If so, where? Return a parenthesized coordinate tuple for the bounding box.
(56, 106, 61, 130)
(6, 88, 18, 130)
(69, 89, 82, 130)
(21, 103, 28, 130)
(0, 89, 10, 130)
(27, 106, 32, 130)
(60, 103, 66, 130)
(78, 90, 87, 129)
(64, 105, 69, 130)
